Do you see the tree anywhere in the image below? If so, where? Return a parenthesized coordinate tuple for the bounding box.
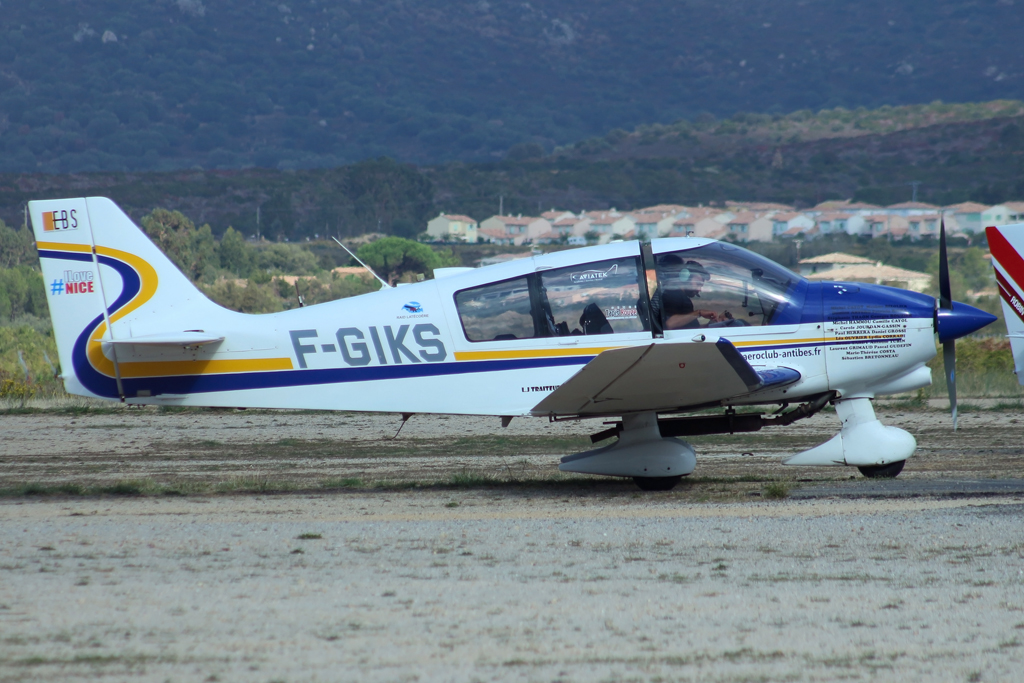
(199, 279, 283, 314)
(864, 237, 894, 264)
(356, 237, 460, 285)
(218, 226, 252, 276)
(505, 142, 545, 161)
(343, 158, 435, 236)
(959, 247, 992, 292)
(0, 266, 46, 322)
(140, 209, 217, 282)
(254, 243, 321, 275)
(0, 220, 35, 268)
(928, 246, 992, 296)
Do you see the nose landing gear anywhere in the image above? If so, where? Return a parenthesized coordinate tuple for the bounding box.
(785, 397, 913, 477)
(857, 459, 906, 479)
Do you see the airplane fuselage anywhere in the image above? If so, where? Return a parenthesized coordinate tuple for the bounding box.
(82, 239, 938, 415)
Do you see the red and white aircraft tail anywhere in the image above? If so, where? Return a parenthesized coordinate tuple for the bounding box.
(986, 224, 1024, 385)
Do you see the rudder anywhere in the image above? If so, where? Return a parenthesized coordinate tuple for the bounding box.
(986, 223, 1024, 385)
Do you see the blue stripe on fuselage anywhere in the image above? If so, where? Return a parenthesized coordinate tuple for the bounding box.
(119, 355, 595, 397)
(40, 249, 140, 398)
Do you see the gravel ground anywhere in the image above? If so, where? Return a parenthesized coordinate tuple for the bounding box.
(1, 494, 1023, 682)
(1, 405, 1023, 488)
(2, 407, 1024, 682)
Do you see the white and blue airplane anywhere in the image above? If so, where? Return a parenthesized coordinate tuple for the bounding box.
(30, 198, 996, 490)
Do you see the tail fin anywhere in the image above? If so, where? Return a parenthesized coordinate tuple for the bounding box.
(986, 223, 1024, 385)
(31, 197, 222, 399)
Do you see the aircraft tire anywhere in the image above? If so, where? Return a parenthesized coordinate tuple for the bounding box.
(632, 476, 683, 491)
(857, 460, 906, 479)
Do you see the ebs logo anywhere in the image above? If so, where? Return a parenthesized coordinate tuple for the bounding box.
(42, 209, 78, 232)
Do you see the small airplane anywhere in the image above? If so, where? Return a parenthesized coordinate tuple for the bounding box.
(987, 223, 1024, 384)
(30, 198, 996, 490)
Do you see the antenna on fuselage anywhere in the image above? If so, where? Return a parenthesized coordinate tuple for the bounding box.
(331, 236, 392, 289)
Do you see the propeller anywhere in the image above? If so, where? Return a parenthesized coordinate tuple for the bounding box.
(937, 217, 957, 431)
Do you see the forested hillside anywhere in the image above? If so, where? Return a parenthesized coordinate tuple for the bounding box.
(3, 101, 1024, 238)
(1, 1, 1023, 173)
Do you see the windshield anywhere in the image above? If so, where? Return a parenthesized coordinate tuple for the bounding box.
(652, 242, 804, 329)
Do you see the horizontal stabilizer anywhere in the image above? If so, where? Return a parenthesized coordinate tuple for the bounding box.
(531, 339, 768, 417)
(102, 331, 225, 346)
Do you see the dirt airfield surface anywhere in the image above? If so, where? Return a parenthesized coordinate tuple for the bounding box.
(2, 405, 1024, 682)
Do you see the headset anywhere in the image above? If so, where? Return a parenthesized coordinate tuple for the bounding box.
(676, 260, 710, 283)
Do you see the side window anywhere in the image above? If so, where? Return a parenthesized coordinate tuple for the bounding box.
(455, 277, 534, 341)
(455, 257, 649, 342)
(540, 257, 646, 336)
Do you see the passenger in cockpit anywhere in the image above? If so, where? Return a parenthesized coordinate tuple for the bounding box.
(653, 255, 720, 330)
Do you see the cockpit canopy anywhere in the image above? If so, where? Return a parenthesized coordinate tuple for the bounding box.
(650, 240, 806, 330)
(453, 240, 807, 342)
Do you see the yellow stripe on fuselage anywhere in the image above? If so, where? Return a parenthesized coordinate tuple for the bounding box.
(454, 346, 618, 361)
(37, 241, 93, 253)
(456, 333, 904, 362)
(117, 357, 294, 378)
(730, 337, 824, 348)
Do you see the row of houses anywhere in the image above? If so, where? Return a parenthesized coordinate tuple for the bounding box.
(426, 199, 1024, 245)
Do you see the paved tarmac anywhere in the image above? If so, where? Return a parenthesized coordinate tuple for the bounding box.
(2, 492, 1024, 682)
(793, 478, 1024, 499)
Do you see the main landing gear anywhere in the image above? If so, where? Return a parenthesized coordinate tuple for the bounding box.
(558, 412, 695, 491)
(633, 475, 684, 491)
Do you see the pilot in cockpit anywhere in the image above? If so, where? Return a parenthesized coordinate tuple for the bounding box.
(652, 254, 721, 330)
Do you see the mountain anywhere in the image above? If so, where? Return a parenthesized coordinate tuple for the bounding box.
(1, 1, 1024, 173)
(3, 100, 1024, 238)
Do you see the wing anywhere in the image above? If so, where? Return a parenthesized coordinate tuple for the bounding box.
(530, 339, 799, 417)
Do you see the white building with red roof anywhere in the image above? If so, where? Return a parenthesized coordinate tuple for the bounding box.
(905, 213, 942, 239)
(771, 211, 814, 236)
(584, 211, 636, 243)
(667, 208, 734, 239)
(630, 210, 679, 239)
(982, 202, 1024, 228)
(635, 204, 691, 216)
(885, 201, 941, 217)
(541, 210, 577, 223)
(814, 212, 864, 235)
(426, 213, 479, 242)
(479, 214, 552, 246)
(726, 211, 775, 242)
(944, 202, 989, 233)
(863, 214, 910, 239)
(807, 200, 884, 217)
